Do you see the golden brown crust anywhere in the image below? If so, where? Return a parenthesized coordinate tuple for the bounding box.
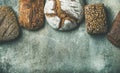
(85, 4, 107, 34)
(19, 0, 44, 30)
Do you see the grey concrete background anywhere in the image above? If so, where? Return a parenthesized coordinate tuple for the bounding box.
(0, 0, 120, 73)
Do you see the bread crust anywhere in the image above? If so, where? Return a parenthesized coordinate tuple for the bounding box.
(0, 6, 19, 42)
(107, 11, 120, 47)
(85, 4, 107, 34)
(19, 0, 44, 30)
(44, 0, 84, 31)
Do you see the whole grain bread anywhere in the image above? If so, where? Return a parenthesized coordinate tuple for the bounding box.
(85, 4, 107, 34)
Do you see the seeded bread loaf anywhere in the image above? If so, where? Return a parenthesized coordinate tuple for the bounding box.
(85, 4, 107, 34)
(44, 0, 84, 31)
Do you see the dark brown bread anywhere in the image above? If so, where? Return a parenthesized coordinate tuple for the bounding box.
(107, 11, 120, 47)
(85, 4, 107, 34)
(19, 0, 44, 30)
(0, 6, 19, 42)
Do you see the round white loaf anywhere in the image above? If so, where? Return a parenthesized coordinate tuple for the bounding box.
(44, 0, 84, 31)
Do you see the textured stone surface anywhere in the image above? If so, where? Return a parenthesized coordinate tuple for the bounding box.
(0, 0, 120, 73)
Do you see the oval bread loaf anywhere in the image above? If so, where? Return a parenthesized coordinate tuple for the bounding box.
(0, 6, 19, 42)
(19, 0, 44, 30)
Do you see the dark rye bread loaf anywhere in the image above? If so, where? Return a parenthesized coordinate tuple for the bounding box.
(19, 0, 44, 30)
(107, 11, 120, 47)
(85, 4, 107, 34)
(0, 6, 19, 42)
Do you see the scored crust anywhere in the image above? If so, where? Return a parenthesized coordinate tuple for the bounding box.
(19, 0, 44, 30)
(44, 0, 84, 31)
(0, 6, 19, 42)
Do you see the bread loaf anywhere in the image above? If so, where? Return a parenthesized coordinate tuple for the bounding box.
(44, 0, 84, 31)
(107, 11, 120, 47)
(0, 6, 19, 42)
(19, 0, 44, 30)
(85, 4, 107, 34)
